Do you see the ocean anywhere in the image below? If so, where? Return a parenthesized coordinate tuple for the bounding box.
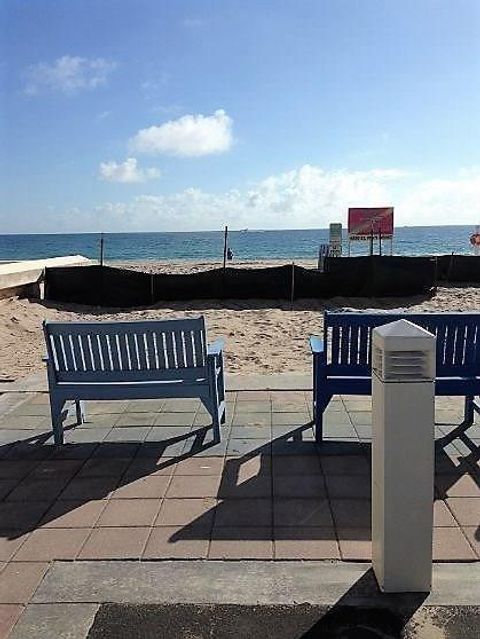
(0, 226, 476, 263)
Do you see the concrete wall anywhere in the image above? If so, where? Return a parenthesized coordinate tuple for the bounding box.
(0, 256, 91, 299)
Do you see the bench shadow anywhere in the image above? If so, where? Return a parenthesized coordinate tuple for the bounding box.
(0, 412, 478, 549)
(0, 417, 220, 541)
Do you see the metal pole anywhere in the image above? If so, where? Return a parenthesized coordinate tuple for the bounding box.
(223, 226, 228, 270)
(100, 233, 105, 267)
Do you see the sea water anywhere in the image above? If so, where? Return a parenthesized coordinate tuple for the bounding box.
(0, 226, 475, 263)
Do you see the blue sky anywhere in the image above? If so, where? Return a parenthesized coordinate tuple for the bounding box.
(1, 0, 480, 233)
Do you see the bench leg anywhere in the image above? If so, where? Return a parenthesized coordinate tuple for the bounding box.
(464, 395, 475, 425)
(75, 400, 86, 425)
(314, 395, 331, 444)
(49, 394, 65, 446)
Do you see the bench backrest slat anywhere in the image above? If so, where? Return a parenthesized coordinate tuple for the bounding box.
(44, 317, 207, 382)
(324, 312, 480, 376)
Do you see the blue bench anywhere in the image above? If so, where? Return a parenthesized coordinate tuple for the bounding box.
(43, 316, 226, 445)
(310, 311, 480, 443)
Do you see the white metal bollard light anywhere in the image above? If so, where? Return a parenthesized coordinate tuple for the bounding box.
(371, 319, 435, 593)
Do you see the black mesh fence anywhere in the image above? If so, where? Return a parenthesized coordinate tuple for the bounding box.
(45, 254, 478, 308)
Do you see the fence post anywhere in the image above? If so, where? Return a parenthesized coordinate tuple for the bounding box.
(290, 261, 295, 308)
(371, 319, 435, 592)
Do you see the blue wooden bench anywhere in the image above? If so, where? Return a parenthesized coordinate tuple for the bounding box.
(43, 316, 226, 445)
(311, 311, 480, 443)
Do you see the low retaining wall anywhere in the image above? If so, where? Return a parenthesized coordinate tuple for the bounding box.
(44, 256, 439, 307)
(0, 256, 91, 299)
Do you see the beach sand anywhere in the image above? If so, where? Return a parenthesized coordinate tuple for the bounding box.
(1, 260, 479, 382)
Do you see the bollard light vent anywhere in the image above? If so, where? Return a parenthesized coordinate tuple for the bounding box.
(372, 319, 436, 383)
(373, 347, 432, 382)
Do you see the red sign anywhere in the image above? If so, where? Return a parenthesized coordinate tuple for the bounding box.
(348, 207, 394, 240)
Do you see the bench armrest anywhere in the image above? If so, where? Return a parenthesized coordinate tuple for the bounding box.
(309, 336, 325, 355)
(207, 339, 225, 357)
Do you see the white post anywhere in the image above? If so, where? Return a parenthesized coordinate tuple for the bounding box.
(371, 319, 435, 593)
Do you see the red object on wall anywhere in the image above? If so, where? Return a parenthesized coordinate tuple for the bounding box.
(348, 207, 394, 239)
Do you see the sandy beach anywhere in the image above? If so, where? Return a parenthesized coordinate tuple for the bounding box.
(1, 260, 479, 382)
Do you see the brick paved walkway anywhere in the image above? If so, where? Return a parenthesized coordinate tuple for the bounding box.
(0, 390, 479, 636)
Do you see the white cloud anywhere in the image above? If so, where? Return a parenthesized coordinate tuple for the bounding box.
(6, 164, 479, 233)
(24, 55, 116, 95)
(94, 165, 398, 230)
(397, 171, 480, 226)
(93, 165, 480, 231)
(98, 158, 160, 183)
(130, 109, 233, 157)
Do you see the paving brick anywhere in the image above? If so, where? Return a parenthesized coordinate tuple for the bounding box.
(59, 477, 118, 501)
(462, 526, 480, 559)
(0, 535, 30, 563)
(166, 475, 220, 499)
(435, 474, 479, 498)
(434, 500, 458, 527)
(447, 497, 480, 526)
(236, 391, 271, 402)
(143, 526, 209, 559)
(90, 443, 139, 459)
(223, 455, 271, 481)
(154, 413, 195, 426)
(271, 413, 310, 426)
(0, 480, 18, 501)
(145, 427, 192, 442)
(112, 476, 170, 499)
(64, 428, 111, 444)
(218, 475, 271, 499)
(273, 475, 326, 498)
(214, 499, 272, 527)
(230, 426, 271, 440)
(337, 528, 372, 561)
(97, 499, 161, 527)
(115, 413, 157, 428)
(76, 458, 130, 479)
(0, 604, 23, 638)
(325, 475, 371, 500)
(103, 427, 150, 443)
(126, 399, 165, 413)
(88, 401, 128, 415)
(13, 528, 90, 561)
(273, 498, 333, 528)
(0, 562, 48, 604)
(433, 527, 477, 561)
(174, 457, 224, 476)
(330, 499, 371, 529)
(234, 402, 271, 414)
(272, 455, 321, 476)
(6, 477, 69, 503)
(78, 527, 150, 560)
(232, 413, 271, 428)
(227, 439, 270, 457)
(274, 527, 339, 559)
(0, 502, 52, 533)
(155, 498, 216, 528)
(210, 528, 273, 559)
(320, 455, 370, 476)
(162, 399, 200, 413)
(30, 460, 83, 479)
(40, 500, 107, 529)
(123, 458, 176, 480)
(0, 461, 38, 480)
